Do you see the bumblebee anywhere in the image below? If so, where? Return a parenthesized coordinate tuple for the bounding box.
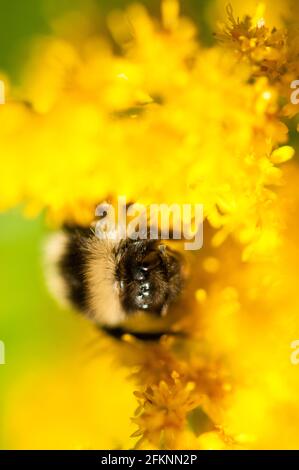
(45, 215, 187, 340)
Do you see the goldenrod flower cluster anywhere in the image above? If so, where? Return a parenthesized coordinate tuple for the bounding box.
(1, 0, 299, 450)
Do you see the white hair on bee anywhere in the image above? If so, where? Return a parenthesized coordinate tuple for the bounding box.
(44, 231, 70, 308)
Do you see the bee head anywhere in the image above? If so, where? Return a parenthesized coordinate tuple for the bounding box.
(116, 239, 183, 316)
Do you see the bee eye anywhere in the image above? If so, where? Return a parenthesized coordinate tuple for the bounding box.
(140, 250, 161, 271)
(117, 240, 183, 317)
(129, 250, 161, 282)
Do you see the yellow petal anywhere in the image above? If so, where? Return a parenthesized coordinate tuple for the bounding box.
(270, 146, 295, 164)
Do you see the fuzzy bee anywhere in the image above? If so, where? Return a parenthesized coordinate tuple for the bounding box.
(45, 205, 187, 340)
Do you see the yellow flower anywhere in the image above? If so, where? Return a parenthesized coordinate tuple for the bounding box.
(1, 0, 299, 450)
(0, 1, 292, 259)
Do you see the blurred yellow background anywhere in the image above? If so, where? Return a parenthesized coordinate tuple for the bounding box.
(1, 0, 299, 450)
